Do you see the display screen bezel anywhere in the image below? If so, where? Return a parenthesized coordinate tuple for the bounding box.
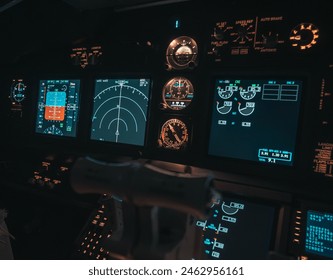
(88, 75, 153, 150)
(193, 189, 284, 260)
(304, 209, 333, 259)
(34, 78, 82, 139)
(206, 74, 306, 170)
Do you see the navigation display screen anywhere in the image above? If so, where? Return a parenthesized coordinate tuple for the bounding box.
(305, 210, 333, 259)
(35, 79, 80, 137)
(90, 78, 151, 146)
(208, 78, 303, 166)
(195, 196, 275, 259)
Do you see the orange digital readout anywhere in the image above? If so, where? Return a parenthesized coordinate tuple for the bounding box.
(44, 106, 65, 121)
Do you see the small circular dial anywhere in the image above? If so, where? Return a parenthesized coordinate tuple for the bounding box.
(238, 102, 255, 116)
(159, 119, 188, 150)
(239, 85, 260, 100)
(11, 81, 27, 103)
(217, 85, 235, 99)
(289, 23, 319, 50)
(166, 36, 198, 70)
(162, 77, 194, 110)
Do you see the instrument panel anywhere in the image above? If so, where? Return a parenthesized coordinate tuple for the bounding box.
(208, 17, 321, 62)
(1, 0, 333, 261)
(1, 1, 332, 190)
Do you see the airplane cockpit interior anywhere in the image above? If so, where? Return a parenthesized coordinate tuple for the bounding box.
(0, 0, 332, 260)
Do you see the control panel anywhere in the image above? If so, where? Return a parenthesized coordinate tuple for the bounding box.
(0, 0, 333, 261)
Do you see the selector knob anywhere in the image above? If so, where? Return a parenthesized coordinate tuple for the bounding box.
(289, 23, 319, 50)
(262, 32, 279, 48)
(212, 46, 222, 57)
(214, 28, 225, 40)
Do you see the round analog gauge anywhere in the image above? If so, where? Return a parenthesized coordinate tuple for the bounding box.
(238, 102, 255, 116)
(158, 119, 189, 150)
(217, 85, 235, 99)
(43, 125, 64, 136)
(239, 85, 260, 100)
(166, 36, 198, 70)
(289, 23, 319, 50)
(162, 77, 194, 110)
(11, 81, 27, 103)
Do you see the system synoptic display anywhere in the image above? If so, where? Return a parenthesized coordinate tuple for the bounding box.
(208, 78, 302, 166)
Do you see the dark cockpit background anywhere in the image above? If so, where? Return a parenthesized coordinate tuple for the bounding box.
(0, 0, 332, 260)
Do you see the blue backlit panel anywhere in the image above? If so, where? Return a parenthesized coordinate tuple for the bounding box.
(305, 210, 333, 259)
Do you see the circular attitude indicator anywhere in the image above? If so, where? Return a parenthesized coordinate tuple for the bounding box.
(158, 119, 188, 150)
(162, 77, 194, 110)
(11, 80, 27, 103)
(166, 36, 198, 70)
(91, 79, 150, 146)
(289, 23, 319, 50)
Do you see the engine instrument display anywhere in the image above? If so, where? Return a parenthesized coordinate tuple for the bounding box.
(158, 118, 189, 150)
(91, 78, 151, 146)
(162, 77, 194, 110)
(166, 36, 198, 70)
(208, 78, 303, 166)
(35, 80, 81, 137)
